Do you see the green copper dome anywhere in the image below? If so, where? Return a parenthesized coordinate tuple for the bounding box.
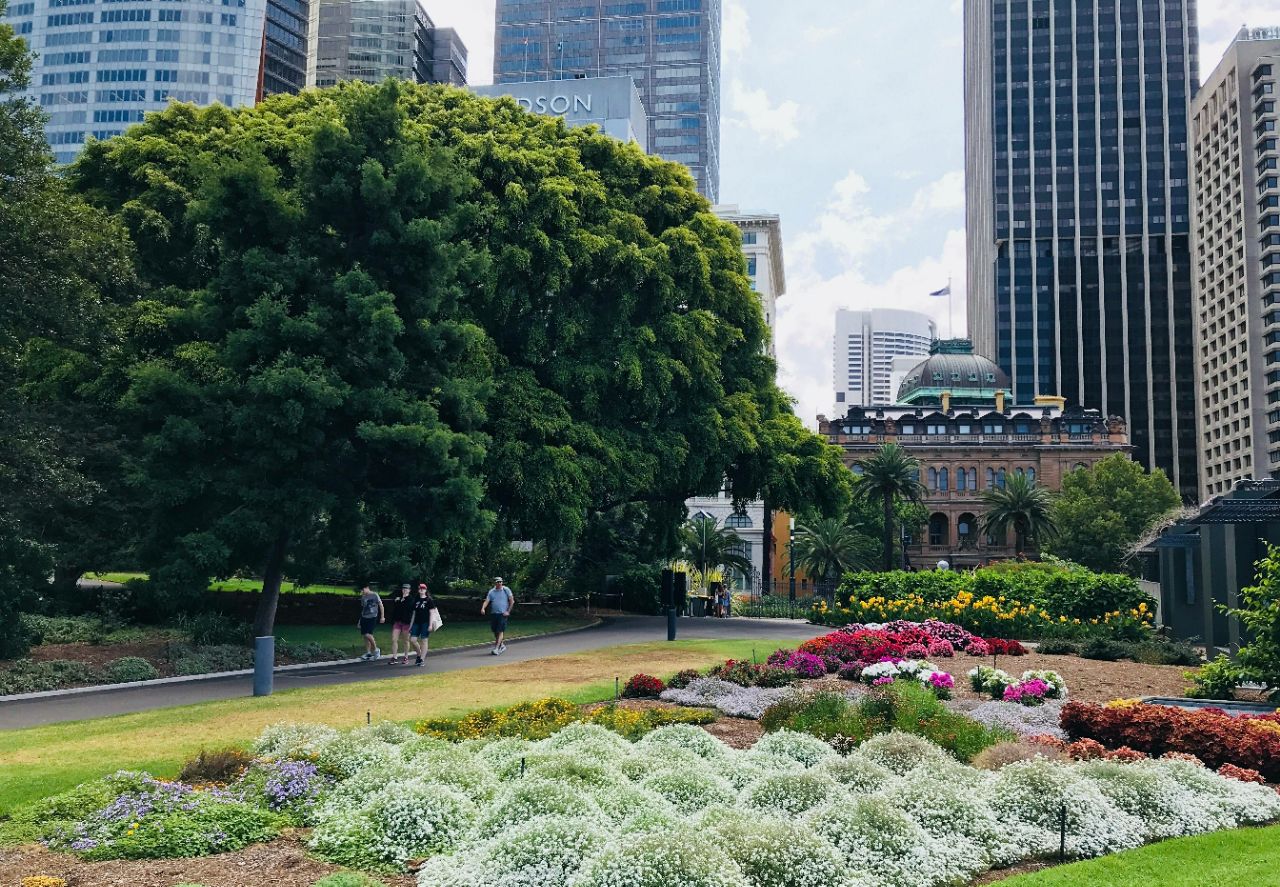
(896, 339, 1011, 406)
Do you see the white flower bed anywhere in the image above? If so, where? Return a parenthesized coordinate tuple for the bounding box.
(659, 678, 796, 719)
(267, 720, 1280, 885)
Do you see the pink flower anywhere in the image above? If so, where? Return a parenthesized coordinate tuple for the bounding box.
(928, 672, 955, 690)
(872, 676, 895, 687)
(966, 639, 991, 657)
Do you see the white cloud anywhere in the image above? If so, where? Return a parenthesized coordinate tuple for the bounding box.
(802, 25, 840, 43)
(1198, 1, 1279, 72)
(727, 80, 802, 146)
(778, 172, 967, 427)
(722, 0, 752, 60)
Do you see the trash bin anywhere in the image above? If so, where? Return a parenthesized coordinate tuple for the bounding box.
(690, 596, 707, 617)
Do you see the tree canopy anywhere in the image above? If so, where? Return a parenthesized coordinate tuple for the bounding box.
(979, 472, 1055, 555)
(1042, 453, 1181, 573)
(853, 444, 925, 571)
(69, 81, 849, 631)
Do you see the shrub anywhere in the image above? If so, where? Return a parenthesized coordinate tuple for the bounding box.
(705, 812, 862, 887)
(0, 771, 155, 845)
(837, 662, 864, 681)
(965, 700, 1066, 739)
(622, 673, 665, 698)
(967, 665, 1013, 698)
(661, 678, 796, 720)
(807, 795, 958, 887)
(1186, 654, 1242, 699)
(309, 779, 476, 871)
(165, 643, 252, 675)
(665, 668, 702, 689)
(1228, 541, 1280, 702)
(1060, 701, 1280, 781)
(575, 834, 743, 887)
(236, 758, 329, 819)
(1036, 639, 1081, 655)
(0, 659, 97, 695)
(708, 659, 798, 688)
(45, 777, 281, 860)
(103, 656, 159, 684)
(984, 638, 1028, 656)
(1130, 638, 1202, 667)
(1079, 637, 1129, 661)
(178, 747, 254, 784)
(972, 741, 1068, 770)
(19, 614, 102, 645)
(783, 651, 827, 678)
(276, 640, 346, 664)
(176, 612, 248, 647)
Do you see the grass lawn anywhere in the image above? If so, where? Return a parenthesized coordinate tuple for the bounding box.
(995, 825, 1280, 886)
(0, 637, 770, 817)
(276, 616, 589, 657)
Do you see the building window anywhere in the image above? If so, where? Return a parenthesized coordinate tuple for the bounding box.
(985, 467, 995, 489)
(938, 468, 949, 491)
(967, 467, 977, 489)
(958, 513, 977, 546)
(927, 467, 938, 490)
(1026, 467, 1035, 484)
(956, 468, 967, 492)
(725, 512, 752, 529)
(928, 513, 948, 546)
(997, 468, 1007, 489)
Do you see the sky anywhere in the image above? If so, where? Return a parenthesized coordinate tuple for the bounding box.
(426, 0, 1275, 427)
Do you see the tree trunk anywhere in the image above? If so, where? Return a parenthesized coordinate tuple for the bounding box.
(1015, 521, 1026, 557)
(252, 530, 291, 638)
(882, 492, 895, 572)
(51, 564, 83, 599)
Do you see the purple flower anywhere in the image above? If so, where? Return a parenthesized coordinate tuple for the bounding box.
(872, 676, 895, 687)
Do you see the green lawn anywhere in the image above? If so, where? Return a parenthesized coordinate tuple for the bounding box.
(0, 637, 768, 817)
(276, 616, 589, 657)
(995, 825, 1280, 885)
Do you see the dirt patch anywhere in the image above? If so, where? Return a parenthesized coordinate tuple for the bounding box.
(969, 860, 1054, 884)
(24, 641, 175, 672)
(807, 651, 1193, 704)
(0, 836, 416, 887)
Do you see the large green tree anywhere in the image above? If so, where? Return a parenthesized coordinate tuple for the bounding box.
(979, 472, 1056, 556)
(1, 4, 137, 649)
(1042, 453, 1181, 573)
(853, 444, 926, 571)
(72, 81, 848, 633)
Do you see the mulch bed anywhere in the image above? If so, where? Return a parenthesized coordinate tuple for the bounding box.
(0, 834, 416, 887)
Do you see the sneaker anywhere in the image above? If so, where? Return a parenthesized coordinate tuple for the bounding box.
(496, 643, 507, 655)
(359, 651, 373, 661)
(372, 647, 381, 660)
(415, 656, 424, 667)
(491, 647, 499, 655)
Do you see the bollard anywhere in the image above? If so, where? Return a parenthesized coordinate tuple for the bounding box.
(367, 710, 371, 725)
(520, 757, 526, 777)
(615, 676, 619, 700)
(253, 636, 274, 697)
(667, 607, 677, 641)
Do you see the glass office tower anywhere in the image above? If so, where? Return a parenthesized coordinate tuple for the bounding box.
(492, 0, 721, 202)
(308, 0, 467, 89)
(4, 0, 307, 163)
(964, 0, 1200, 496)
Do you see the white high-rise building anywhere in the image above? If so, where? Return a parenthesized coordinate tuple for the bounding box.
(1190, 28, 1280, 501)
(684, 205, 786, 595)
(833, 308, 936, 412)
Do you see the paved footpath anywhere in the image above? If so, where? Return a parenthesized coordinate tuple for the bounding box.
(0, 616, 823, 731)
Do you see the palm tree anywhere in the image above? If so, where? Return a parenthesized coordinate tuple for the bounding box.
(979, 472, 1056, 555)
(680, 516, 753, 590)
(853, 443, 926, 571)
(788, 517, 877, 586)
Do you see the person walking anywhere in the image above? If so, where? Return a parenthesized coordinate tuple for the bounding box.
(407, 582, 435, 666)
(357, 583, 384, 661)
(388, 583, 415, 665)
(481, 576, 514, 655)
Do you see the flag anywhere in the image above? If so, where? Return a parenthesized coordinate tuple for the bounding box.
(929, 284, 951, 297)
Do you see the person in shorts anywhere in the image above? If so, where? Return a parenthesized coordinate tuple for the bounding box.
(357, 583, 384, 661)
(481, 577, 514, 655)
(407, 582, 435, 667)
(388, 583, 414, 665)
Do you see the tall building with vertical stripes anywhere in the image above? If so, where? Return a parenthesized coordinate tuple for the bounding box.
(492, 0, 721, 202)
(964, 0, 1199, 497)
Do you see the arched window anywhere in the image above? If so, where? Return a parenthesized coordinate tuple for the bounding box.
(928, 513, 949, 546)
(939, 468, 949, 491)
(725, 512, 753, 529)
(985, 467, 995, 489)
(851, 464, 865, 476)
(927, 467, 938, 490)
(1026, 467, 1036, 484)
(985, 527, 1005, 547)
(968, 468, 977, 490)
(958, 513, 977, 546)
(1015, 467, 1025, 478)
(997, 468, 1007, 489)
(956, 468, 967, 492)
(692, 511, 714, 521)
(1073, 462, 1087, 471)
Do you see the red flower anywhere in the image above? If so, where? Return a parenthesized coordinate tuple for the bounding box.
(622, 673, 666, 698)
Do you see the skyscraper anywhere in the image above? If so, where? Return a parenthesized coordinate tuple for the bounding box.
(832, 308, 936, 412)
(4, 0, 307, 164)
(307, 0, 467, 89)
(964, 0, 1200, 496)
(1190, 27, 1280, 500)
(492, 0, 721, 202)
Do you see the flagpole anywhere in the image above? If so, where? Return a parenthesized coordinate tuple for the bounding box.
(948, 277, 953, 338)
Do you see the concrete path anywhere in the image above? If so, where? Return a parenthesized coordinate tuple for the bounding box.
(0, 616, 823, 731)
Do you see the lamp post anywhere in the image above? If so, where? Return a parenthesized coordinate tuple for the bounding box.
(788, 516, 796, 619)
